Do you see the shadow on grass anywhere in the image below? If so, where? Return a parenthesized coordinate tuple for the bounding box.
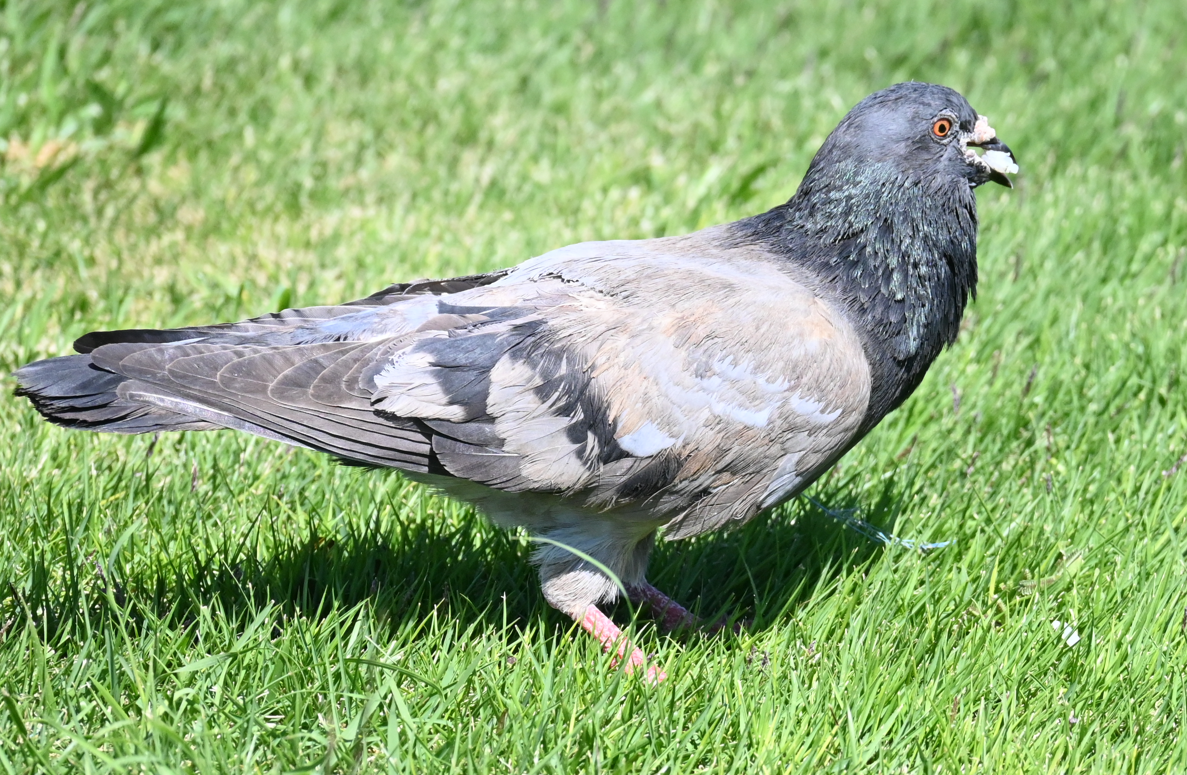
(6, 471, 917, 649)
(641, 472, 917, 631)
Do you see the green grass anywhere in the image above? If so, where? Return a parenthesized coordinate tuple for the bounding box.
(1, 0, 1185, 771)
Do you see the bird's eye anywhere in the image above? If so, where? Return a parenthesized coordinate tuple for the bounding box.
(932, 118, 953, 138)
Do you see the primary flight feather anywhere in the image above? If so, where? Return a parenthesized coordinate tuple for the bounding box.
(15, 82, 1016, 681)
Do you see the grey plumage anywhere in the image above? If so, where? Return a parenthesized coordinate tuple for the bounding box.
(15, 82, 1016, 643)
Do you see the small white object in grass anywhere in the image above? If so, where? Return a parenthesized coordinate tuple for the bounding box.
(982, 149, 1019, 176)
(1052, 619, 1081, 647)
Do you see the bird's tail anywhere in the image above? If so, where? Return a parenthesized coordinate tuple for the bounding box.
(14, 330, 223, 435)
(13, 270, 512, 465)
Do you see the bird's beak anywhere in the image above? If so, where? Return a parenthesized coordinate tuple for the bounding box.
(965, 115, 1018, 188)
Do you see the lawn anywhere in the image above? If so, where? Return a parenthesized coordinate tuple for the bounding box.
(1, 0, 1185, 771)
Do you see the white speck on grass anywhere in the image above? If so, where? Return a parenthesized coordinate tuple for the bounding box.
(1052, 619, 1081, 647)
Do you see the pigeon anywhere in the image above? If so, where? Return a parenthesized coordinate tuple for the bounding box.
(15, 82, 1016, 681)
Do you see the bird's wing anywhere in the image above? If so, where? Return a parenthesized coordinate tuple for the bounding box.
(71, 272, 509, 352)
(369, 231, 872, 536)
(28, 232, 870, 533)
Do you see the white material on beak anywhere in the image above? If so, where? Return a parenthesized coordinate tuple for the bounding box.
(982, 149, 1019, 176)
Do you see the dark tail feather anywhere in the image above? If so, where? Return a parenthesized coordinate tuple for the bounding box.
(74, 328, 209, 353)
(14, 335, 435, 469)
(14, 355, 219, 433)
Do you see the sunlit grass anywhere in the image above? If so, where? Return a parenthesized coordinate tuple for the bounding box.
(1, 0, 1185, 771)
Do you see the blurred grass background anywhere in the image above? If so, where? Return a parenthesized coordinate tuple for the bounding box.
(1, 0, 1185, 771)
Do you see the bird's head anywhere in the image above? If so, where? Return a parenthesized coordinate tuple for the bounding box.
(807, 81, 1018, 191)
(761, 82, 1017, 368)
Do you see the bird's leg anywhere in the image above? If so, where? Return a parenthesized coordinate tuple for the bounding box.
(629, 581, 745, 636)
(628, 581, 701, 632)
(579, 604, 666, 683)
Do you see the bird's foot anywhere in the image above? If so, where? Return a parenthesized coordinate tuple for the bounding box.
(579, 604, 667, 683)
(628, 581, 747, 636)
(700, 614, 749, 637)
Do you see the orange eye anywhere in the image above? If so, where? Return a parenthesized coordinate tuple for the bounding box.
(932, 118, 953, 138)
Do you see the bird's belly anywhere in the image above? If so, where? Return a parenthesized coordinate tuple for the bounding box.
(402, 472, 667, 543)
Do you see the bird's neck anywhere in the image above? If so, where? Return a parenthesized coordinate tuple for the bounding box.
(730, 164, 979, 427)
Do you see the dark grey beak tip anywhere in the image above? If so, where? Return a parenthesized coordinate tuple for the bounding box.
(988, 169, 1014, 188)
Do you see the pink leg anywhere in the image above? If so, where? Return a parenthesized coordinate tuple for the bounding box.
(628, 581, 701, 632)
(579, 605, 666, 683)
